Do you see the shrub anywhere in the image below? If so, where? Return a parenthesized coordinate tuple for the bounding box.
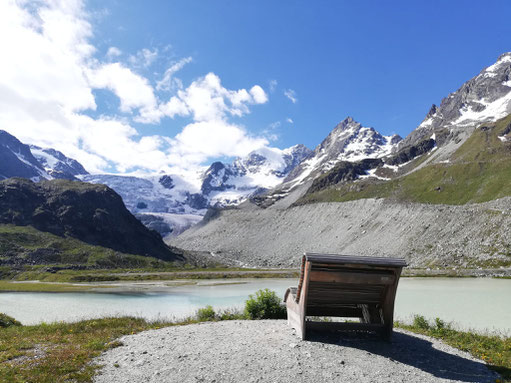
(196, 305, 216, 321)
(412, 314, 430, 330)
(0, 313, 22, 328)
(217, 308, 246, 321)
(244, 289, 286, 320)
(434, 317, 446, 330)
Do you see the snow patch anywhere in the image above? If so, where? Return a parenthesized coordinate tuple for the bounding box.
(420, 118, 433, 128)
(453, 90, 511, 126)
(485, 54, 511, 74)
(359, 168, 389, 181)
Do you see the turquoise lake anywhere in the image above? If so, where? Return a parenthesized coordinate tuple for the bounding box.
(1, 277, 510, 334)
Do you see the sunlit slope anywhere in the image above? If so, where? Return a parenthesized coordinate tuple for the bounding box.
(298, 114, 511, 205)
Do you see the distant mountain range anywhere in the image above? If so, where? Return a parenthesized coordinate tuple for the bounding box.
(171, 52, 511, 269)
(2, 52, 511, 248)
(0, 177, 185, 265)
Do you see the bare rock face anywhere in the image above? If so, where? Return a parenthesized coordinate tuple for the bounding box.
(29, 145, 88, 180)
(400, 52, 511, 150)
(0, 131, 49, 181)
(284, 117, 402, 186)
(0, 178, 184, 262)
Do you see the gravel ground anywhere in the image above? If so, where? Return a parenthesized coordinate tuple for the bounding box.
(170, 197, 511, 268)
(94, 320, 499, 383)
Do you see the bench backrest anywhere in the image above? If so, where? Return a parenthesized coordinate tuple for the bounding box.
(297, 253, 407, 317)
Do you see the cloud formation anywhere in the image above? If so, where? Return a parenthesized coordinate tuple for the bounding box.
(0, 0, 270, 177)
(284, 89, 298, 104)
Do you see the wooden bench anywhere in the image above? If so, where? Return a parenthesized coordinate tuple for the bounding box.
(284, 253, 407, 340)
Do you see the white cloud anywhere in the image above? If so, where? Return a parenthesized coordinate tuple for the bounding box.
(169, 121, 268, 168)
(268, 121, 281, 129)
(156, 56, 193, 91)
(0, 0, 271, 175)
(106, 46, 122, 58)
(87, 62, 158, 115)
(173, 73, 268, 122)
(286, 117, 293, 124)
(269, 79, 278, 92)
(129, 48, 158, 68)
(284, 89, 298, 104)
(250, 85, 268, 104)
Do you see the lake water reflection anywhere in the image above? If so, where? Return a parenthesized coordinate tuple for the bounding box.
(2, 277, 510, 334)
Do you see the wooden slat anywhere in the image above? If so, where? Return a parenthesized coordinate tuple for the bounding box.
(306, 321, 385, 332)
(309, 281, 385, 291)
(299, 261, 311, 339)
(305, 253, 407, 267)
(309, 270, 395, 285)
(306, 306, 363, 317)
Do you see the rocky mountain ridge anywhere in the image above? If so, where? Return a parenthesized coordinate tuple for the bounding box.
(170, 53, 511, 269)
(0, 177, 184, 262)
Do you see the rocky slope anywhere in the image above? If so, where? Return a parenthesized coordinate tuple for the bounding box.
(172, 197, 511, 269)
(396, 52, 511, 169)
(30, 145, 88, 180)
(172, 53, 511, 269)
(0, 178, 184, 262)
(202, 145, 312, 206)
(0, 130, 49, 181)
(0, 130, 89, 181)
(280, 118, 401, 190)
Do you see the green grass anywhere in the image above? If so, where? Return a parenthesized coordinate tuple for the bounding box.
(397, 315, 511, 382)
(0, 316, 181, 382)
(0, 224, 176, 270)
(0, 281, 108, 293)
(0, 290, 283, 382)
(298, 114, 511, 205)
(1, 307, 507, 383)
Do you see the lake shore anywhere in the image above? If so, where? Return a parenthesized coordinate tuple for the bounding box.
(1, 266, 511, 293)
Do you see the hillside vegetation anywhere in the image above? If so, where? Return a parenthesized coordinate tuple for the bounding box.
(0, 224, 175, 274)
(298, 114, 511, 205)
(0, 178, 184, 262)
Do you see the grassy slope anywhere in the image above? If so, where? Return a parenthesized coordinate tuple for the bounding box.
(0, 224, 177, 272)
(298, 114, 511, 205)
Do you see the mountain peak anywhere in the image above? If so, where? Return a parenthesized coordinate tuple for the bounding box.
(283, 118, 402, 187)
(333, 116, 360, 130)
(401, 52, 511, 150)
(30, 145, 88, 180)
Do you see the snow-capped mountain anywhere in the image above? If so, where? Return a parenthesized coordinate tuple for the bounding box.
(400, 52, 511, 155)
(82, 145, 312, 236)
(80, 173, 207, 237)
(30, 145, 88, 180)
(283, 117, 402, 188)
(0, 130, 50, 181)
(201, 145, 312, 206)
(0, 130, 89, 182)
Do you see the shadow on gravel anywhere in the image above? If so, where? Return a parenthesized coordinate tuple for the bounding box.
(306, 330, 498, 382)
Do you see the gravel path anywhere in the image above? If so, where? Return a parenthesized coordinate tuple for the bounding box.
(94, 320, 499, 383)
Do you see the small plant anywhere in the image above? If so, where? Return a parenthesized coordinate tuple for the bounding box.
(412, 314, 430, 330)
(196, 305, 216, 321)
(434, 317, 446, 330)
(217, 308, 246, 320)
(244, 289, 286, 320)
(0, 313, 22, 328)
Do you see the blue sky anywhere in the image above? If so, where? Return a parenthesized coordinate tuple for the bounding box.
(1, 0, 510, 176)
(88, 0, 511, 143)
